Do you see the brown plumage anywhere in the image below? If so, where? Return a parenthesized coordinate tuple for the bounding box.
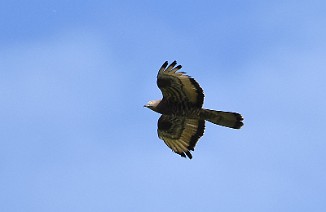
(145, 61, 243, 159)
(157, 115, 205, 159)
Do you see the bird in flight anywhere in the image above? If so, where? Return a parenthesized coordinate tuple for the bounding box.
(144, 61, 243, 159)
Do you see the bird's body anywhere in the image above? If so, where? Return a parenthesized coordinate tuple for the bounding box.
(148, 99, 201, 117)
(145, 61, 243, 159)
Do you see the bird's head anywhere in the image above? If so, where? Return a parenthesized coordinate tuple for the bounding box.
(144, 100, 161, 112)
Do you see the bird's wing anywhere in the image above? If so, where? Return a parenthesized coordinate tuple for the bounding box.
(157, 61, 204, 108)
(157, 115, 205, 159)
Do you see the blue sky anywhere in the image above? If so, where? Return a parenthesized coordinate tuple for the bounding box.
(1, 0, 326, 211)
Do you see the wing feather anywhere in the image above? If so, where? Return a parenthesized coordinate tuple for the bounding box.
(157, 115, 205, 159)
(157, 61, 204, 108)
(165, 61, 177, 72)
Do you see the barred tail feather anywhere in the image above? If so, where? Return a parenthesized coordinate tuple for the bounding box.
(201, 109, 243, 129)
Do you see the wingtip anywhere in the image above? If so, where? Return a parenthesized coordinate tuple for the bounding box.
(158, 61, 169, 75)
(162, 61, 168, 67)
(159, 61, 180, 73)
(177, 150, 193, 159)
(185, 151, 193, 159)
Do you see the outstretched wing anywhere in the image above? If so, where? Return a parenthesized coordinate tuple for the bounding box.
(157, 61, 204, 108)
(157, 115, 205, 159)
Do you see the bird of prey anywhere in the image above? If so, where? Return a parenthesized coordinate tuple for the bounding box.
(145, 61, 243, 159)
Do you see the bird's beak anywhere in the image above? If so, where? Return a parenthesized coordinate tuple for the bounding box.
(144, 104, 148, 107)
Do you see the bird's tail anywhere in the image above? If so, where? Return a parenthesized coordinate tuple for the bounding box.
(200, 109, 244, 129)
